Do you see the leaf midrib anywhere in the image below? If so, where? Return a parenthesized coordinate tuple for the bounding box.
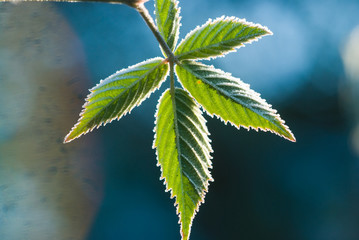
(86, 61, 165, 126)
(170, 90, 187, 222)
(176, 32, 262, 60)
(179, 63, 283, 130)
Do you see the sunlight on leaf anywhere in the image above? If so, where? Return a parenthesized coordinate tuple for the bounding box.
(176, 61, 295, 142)
(2, 0, 297, 238)
(154, 88, 213, 240)
(175, 16, 272, 61)
(155, 0, 181, 52)
(65, 57, 169, 143)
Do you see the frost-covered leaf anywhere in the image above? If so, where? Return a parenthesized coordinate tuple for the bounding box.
(154, 88, 213, 240)
(175, 16, 272, 61)
(65, 57, 169, 143)
(176, 61, 295, 142)
(155, 0, 181, 52)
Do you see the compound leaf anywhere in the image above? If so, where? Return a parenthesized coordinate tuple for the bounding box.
(154, 88, 213, 240)
(176, 61, 295, 142)
(175, 16, 272, 61)
(65, 57, 169, 143)
(155, 0, 181, 52)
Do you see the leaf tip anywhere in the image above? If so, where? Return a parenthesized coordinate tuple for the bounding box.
(265, 28, 274, 36)
(180, 229, 190, 240)
(63, 130, 77, 144)
(63, 137, 71, 144)
(287, 132, 296, 142)
(277, 123, 296, 143)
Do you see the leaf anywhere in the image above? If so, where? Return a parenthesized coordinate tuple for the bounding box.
(175, 61, 296, 142)
(64, 57, 169, 143)
(155, 0, 181, 52)
(154, 88, 213, 240)
(175, 16, 272, 61)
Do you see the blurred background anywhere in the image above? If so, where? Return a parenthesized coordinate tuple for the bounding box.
(0, 0, 358, 239)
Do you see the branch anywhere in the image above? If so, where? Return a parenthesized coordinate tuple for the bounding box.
(136, 3, 175, 62)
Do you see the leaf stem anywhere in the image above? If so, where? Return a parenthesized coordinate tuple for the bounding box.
(136, 3, 175, 61)
(135, 3, 177, 99)
(169, 61, 175, 97)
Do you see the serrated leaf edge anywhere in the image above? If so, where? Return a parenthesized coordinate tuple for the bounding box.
(176, 62, 296, 142)
(175, 15, 273, 61)
(64, 57, 169, 143)
(155, 0, 182, 52)
(153, 89, 214, 240)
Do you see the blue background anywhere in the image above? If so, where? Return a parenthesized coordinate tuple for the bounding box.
(1, 0, 359, 239)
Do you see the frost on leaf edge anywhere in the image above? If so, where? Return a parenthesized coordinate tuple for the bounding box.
(154, 0, 182, 52)
(174, 15, 273, 61)
(64, 57, 169, 143)
(152, 88, 214, 240)
(175, 62, 296, 142)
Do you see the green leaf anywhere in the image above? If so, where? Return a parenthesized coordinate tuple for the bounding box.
(154, 88, 213, 240)
(175, 16, 272, 61)
(175, 61, 296, 142)
(155, 0, 181, 52)
(64, 57, 169, 143)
